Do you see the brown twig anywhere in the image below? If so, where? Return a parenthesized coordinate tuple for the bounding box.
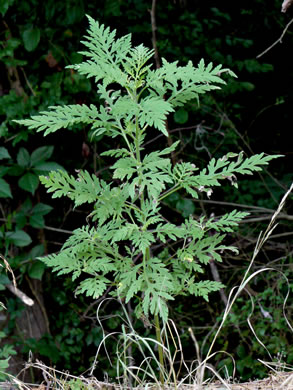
(256, 17, 293, 58)
(149, 0, 177, 165)
(209, 259, 228, 306)
(81, 286, 112, 320)
(5, 284, 34, 306)
(2, 20, 26, 97)
(142, 123, 203, 147)
(25, 276, 51, 334)
(149, 0, 161, 69)
(20, 66, 36, 96)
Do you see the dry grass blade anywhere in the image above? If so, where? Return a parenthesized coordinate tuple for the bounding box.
(0, 254, 16, 288)
(1, 184, 292, 389)
(0, 254, 34, 306)
(197, 182, 293, 383)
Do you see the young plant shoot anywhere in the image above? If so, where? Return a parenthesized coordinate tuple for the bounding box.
(15, 16, 280, 324)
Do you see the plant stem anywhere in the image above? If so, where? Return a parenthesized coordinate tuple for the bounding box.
(131, 81, 165, 384)
(158, 183, 181, 202)
(154, 313, 165, 384)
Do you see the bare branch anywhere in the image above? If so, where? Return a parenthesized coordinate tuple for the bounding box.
(257, 17, 293, 58)
(6, 284, 34, 306)
(149, 0, 161, 69)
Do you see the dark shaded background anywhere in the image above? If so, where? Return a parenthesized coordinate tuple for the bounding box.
(0, 0, 292, 383)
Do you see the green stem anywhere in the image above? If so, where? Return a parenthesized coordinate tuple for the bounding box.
(158, 183, 181, 202)
(154, 313, 165, 384)
(143, 247, 164, 384)
(131, 83, 165, 383)
(125, 201, 142, 214)
(114, 123, 135, 152)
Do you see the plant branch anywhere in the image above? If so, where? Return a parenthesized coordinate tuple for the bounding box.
(154, 313, 165, 384)
(256, 17, 293, 58)
(142, 123, 202, 148)
(149, 0, 161, 69)
(158, 184, 181, 202)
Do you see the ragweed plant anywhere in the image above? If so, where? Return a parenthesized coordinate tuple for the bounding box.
(15, 16, 280, 326)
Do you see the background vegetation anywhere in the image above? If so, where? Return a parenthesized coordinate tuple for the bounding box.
(0, 0, 292, 384)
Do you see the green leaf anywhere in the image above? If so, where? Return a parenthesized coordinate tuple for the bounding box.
(14, 104, 100, 136)
(17, 147, 30, 168)
(29, 214, 45, 228)
(75, 277, 109, 298)
(112, 156, 137, 180)
(188, 280, 224, 301)
(33, 161, 65, 173)
(32, 203, 53, 216)
(7, 230, 32, 247)
(131, 229, 156, 253)
(22, 27, 41, 52)
(30, 146, 54, 166)
(28, 261, 46, 280)
(31, 338, 59, 362)
(0, 166, 10, 178)
(0, 0, 14, 16)
(1, 344, 17, 357)
(39, 169, 105, 205)
(139, 97, 174, 136)
(176, 198, 195, 217)
(0, 178, 12, 198)
(206, 210, 249, 232)
(68, 16, 131, 86)
(7, 164, 24, 176)
(29, 244, 45, 258)
(0, 357, 10, 371)
(18, 172, 39, 194)
(0, 274, 10, 286)
(174, 108, 188, 124)
(0, 147, 11, 160)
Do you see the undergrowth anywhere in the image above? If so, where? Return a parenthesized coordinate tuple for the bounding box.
(1, 15, 292, 389)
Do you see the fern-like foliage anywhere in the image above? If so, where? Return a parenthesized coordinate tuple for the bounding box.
(15, 104, 100, 136)
(167, 152, 281, 199)
(148, 58, 237, 108)
(39, 169, 107, 206)
(15, 17, 282, 322)
(71, 15, 132, 86)
(205, 210, 250, 232)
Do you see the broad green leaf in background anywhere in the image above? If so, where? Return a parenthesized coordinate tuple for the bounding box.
(29, 214, 45, 228)
(0, 147, 11, 160)
(14, 212, 27, 230)
(30, 146, 54, 166)
(6, 230, 32, 247)
(22, 27, 41, 52)
(13, 197, 32, 228)
(0, 0, 14, 16)
(28, 260, 46, 280)
(6, 164, 24, 176)
(174, 108, 189, 124)
(0, 166, 10, 178)
(33, 161, 65, 173)
(30, 203, 53, 228)
(0, 357, 10, 372)
(16, 147, 30, 168)
(18, 172, 39, 194)
(0, 274, 10, 291)
(0, 178, 12, 198)
(29, 244, 45, 258)
(34, 338, 59, 362)
(33, 203, 53, 214)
